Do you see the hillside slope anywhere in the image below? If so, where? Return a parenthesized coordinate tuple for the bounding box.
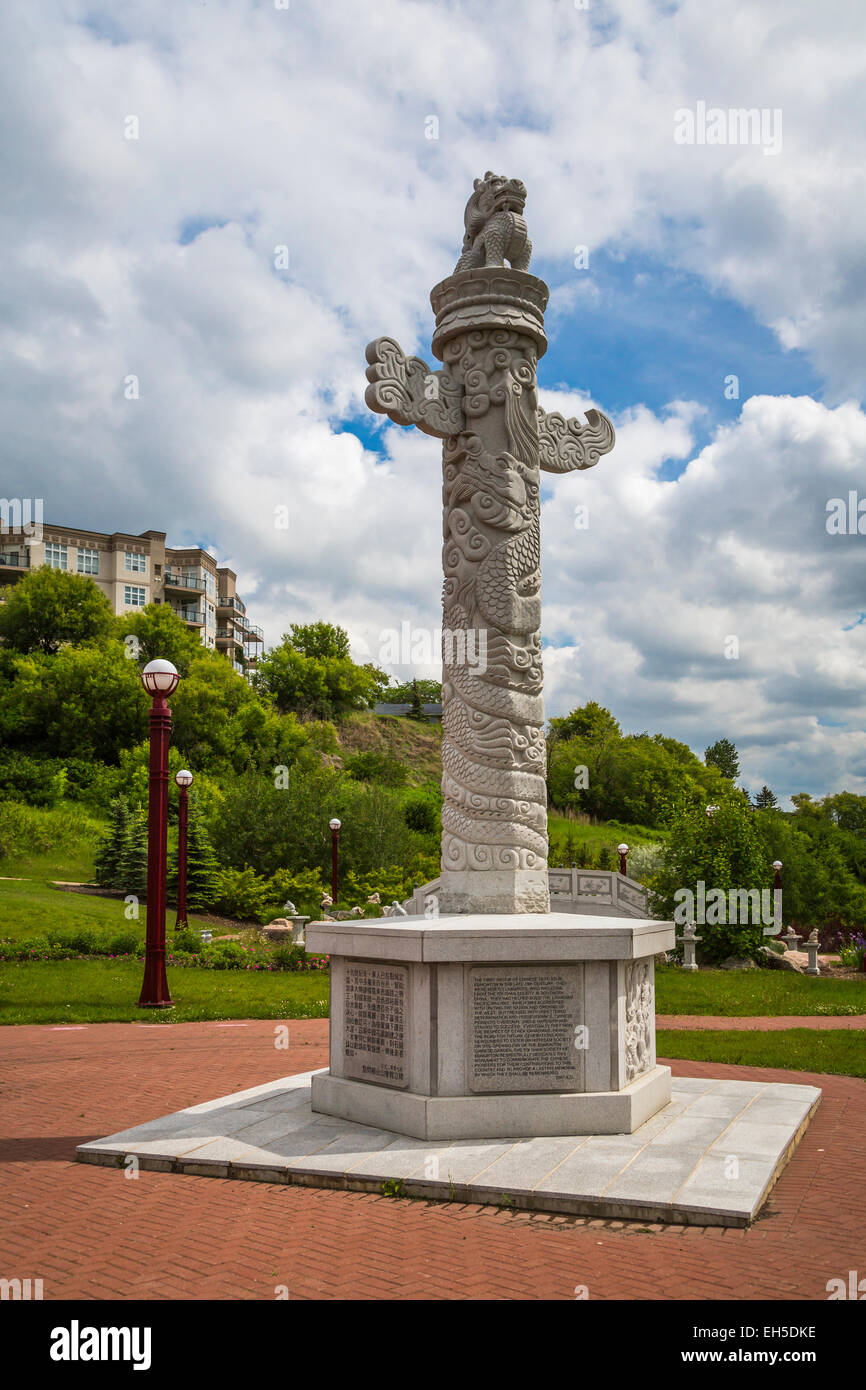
(336, 711, 443, 786)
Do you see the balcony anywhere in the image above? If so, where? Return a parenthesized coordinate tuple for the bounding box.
(216, 594, 246, 617)
(173, 607, 204, 627)
(0, 552, 30, 590)
(244, 624, 263, 644)
(164, 570, 207, 594)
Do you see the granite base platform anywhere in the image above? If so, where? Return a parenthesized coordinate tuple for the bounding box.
(76, 1069, 820, 1228)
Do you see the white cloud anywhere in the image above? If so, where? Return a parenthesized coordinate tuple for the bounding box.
(1, 0, 864, 800)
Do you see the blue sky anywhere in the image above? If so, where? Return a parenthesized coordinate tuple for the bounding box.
(2, 0, 865, 802)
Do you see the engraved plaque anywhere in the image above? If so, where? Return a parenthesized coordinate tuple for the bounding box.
(467, 965, 584, 1093)
(343, 962, 409, 1089)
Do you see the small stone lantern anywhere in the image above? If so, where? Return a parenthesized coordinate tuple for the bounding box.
(804, 929, 821, 977)
(781, 926, 802, 953)
(677, 921, 701, 972)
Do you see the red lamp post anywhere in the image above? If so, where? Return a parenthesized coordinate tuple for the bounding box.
(329, 817, 341, 905)
(138, 659, 180, 1008)
(617, 842, 629, 876)
(174, 768, 193, 930)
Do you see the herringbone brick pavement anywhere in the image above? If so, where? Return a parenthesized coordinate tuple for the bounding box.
(0, 1019, 862, 1300)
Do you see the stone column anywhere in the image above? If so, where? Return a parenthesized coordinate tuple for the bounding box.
(430, 269, 551, 914)
(364, 173, 615, 916)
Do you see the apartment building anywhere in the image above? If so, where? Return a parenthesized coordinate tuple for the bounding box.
(0, 522, 263, 671)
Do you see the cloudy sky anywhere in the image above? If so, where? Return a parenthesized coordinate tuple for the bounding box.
(3, 0, 865, 803)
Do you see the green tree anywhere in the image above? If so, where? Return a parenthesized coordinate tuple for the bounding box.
(407, 679, 426, 722)
(753, 785, 778, 810)
(254, 631, 388, 722)
(548, 701, 621, 746)
(385, 678, 442, 703)
(115, 603, 202, 675)
(94, 798, 132, 887)
(117, 804, 148, 897)
(705, 737, 740, 781)
(184, 803, 221, 911)
(0, 642, 148, 762)
(287, 622, 351, 661)
(650, 793, 770, 963)
(0, 567, 113, 653)
(821, 791, 866, 835)
(169, 652, 307, 776)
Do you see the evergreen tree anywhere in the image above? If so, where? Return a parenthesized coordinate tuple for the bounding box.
(407, 679, 426, 722)
(93, 798, 132, 887)
(705, 737, 740, 781)
(753, 785, 778, 810)
(185, 803, 221, 911)
(116, 803, 148, 897)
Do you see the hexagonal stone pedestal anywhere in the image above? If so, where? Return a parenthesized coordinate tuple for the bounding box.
(305, 913, 675, 1141)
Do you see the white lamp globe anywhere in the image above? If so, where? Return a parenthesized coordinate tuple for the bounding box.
(772, 860, 783, 870)
(329, 818, 342, 831)
(141, 659, 180, 697)
(617, 843, 629, 855)
(175, 769, 194, 788)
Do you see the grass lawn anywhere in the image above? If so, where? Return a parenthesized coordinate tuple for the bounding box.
(658, 1028, 866, 1079)
(0, 846, 99, 882)
(0, 877, 212, 945)
(655, 964, 866, 1016)
(0, 958, 330, 1024)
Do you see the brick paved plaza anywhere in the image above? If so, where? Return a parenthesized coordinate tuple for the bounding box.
(1, 1020, 862, 1300)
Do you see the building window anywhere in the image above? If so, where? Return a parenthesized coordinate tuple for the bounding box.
(45, 543, 67, 570)
(77, 547, 99, 575)
(124, 585, 146, 607)
(153, 563, 162, 576)
(125, 551, 146, 573)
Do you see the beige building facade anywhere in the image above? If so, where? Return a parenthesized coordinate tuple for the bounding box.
(0, 521, 263, 671)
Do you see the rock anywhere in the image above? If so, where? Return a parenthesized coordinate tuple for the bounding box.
(718, 956, 758, 971)
(758, 946, 805, 973)
(263, 918, 293, 943)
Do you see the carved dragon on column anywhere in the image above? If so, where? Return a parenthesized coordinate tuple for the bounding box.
(364, 174, 615, 912)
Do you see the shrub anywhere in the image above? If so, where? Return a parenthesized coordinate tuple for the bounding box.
(267, 867, 324, 919)
(625, 843, 664, 883)
(345, 752, 408, 786)
(271, 943, 308, 970)
(173, 926, 203, 954)
(52, 928, 98, 955)
(206, 940, 247, 969)
(212, 866, 272, 923)
(403, 793, 438, 836)
(0, 752, 68, 806)
(107, 929, 142, 956)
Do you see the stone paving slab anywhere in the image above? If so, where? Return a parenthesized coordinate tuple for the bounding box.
(76, 1070, 820, 1227)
